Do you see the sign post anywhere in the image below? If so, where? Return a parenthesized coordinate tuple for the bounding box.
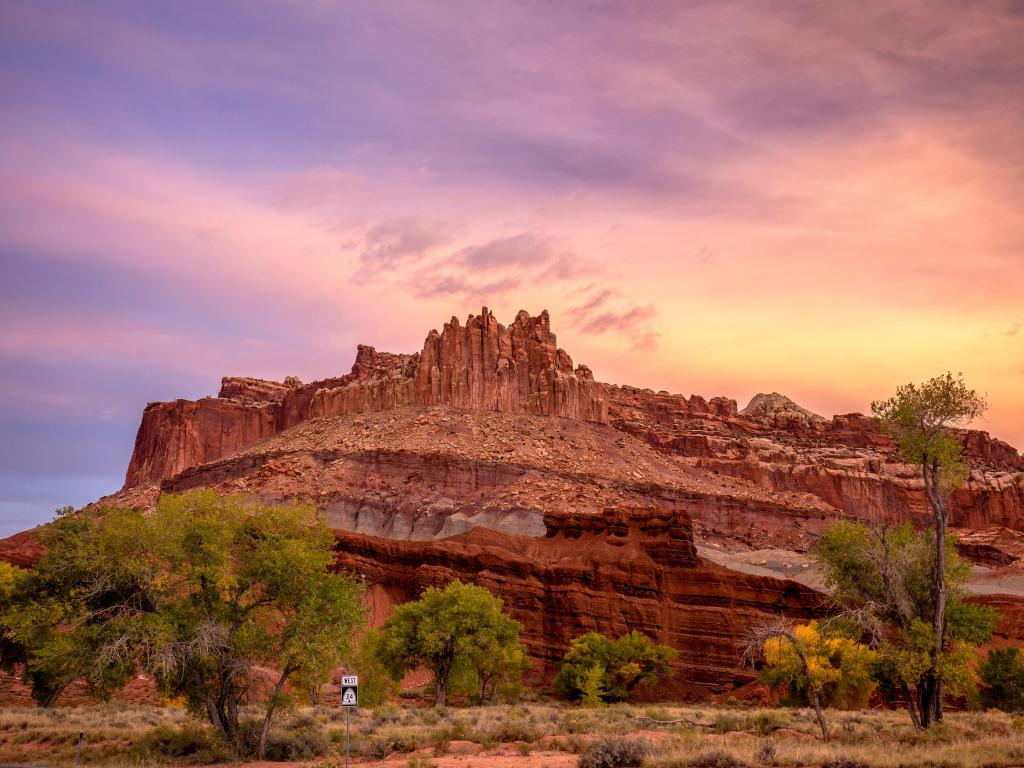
(341, 674, 358, 768)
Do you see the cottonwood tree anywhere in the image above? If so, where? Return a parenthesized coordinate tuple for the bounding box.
(5, 491, 366, 755)
(742, 617, 830, 740)
(757, 620, 877, 710)
(871, 372, 987, 724)
(555, 630, 676, 704)
(376, 579, 525, 707)
(814, 520, 996, 728)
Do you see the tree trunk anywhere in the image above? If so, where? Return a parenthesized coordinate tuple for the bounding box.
(435, 672, 447, 707)
(918, 676, 933, 728)
(205, 695, 225, 735)
(257, 668, 292, 760)
(434, 645, 453, 707)
(924, 459, 948, 726)
(900, 681, 922, 730)
(792, 644, 829, 740)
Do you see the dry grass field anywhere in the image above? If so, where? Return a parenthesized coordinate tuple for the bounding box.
(0, 701, 1022, 767)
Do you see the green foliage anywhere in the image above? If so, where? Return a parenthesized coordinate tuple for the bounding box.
(871, 372, 985, 489)
(0, 561, 29, 675)
(814, 520, 997, 719)
(5, 491, 367, 739)
(376, 579, 525, 706)
(353, 629, 400, 708)
(979, 647, 1024, 712)
(580, 663, 607, 708)
(555, 630, 676, 703)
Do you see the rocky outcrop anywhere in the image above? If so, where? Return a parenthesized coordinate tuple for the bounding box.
(27, 304, 1024, 703)
(309, 309, 606, 422)
(124, 309, 607, 487)
(740, 392, 825, 428)
(609, 386, 1024, 543)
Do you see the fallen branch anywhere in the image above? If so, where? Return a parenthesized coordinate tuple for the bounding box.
(631, 715, 714, 728)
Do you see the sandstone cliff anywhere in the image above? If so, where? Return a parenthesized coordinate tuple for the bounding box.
(125, 308, 606, 487)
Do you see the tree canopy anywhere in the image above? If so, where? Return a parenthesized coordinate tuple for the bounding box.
(814, 520, 996, 727)
(375, 579, 526, 707)
(979, 647, 1024, 712)
(759, 621, 877, 710)
(1, 491, 367, 756)
(555, 630, 676, 703)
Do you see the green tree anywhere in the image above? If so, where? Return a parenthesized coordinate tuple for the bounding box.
(376, 580, 525, 707)
(5, 491, 366, 754)
(0, 561, 29, 677)
(555, 630, 676, 703)
(979, 647, 1024, 712)
(814, 520, 997, 728)
(871, 372, 986, 725)
(350, 629, 399, 708)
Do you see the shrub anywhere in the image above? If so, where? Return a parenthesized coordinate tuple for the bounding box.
(754, 741, 777, 765)
(558, 631, 676, 703)
(132, 723, 231, 762)
(577, 736, 651, 768)
(259, 728, 330, 761)
(685, 749, 749, 768)
(979, 647, 1024, 712)
(821, 759, 870, 768)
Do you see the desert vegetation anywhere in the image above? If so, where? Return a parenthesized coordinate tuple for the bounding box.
(1, 700, 1024, 766)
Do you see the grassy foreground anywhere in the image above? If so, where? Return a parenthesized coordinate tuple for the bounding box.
(1, 701, 1023, 767)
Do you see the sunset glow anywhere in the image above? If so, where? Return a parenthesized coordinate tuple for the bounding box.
(1, 1, 1022, 533)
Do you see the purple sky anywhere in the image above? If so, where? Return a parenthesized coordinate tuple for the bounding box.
(2, 1, 1023, 535)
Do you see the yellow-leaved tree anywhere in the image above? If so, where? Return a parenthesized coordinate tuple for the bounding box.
(760, 621, 877, 710)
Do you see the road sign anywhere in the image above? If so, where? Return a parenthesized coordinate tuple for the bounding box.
(341, 674, 358, 707)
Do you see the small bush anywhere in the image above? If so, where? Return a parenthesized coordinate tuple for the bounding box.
(578, 736, 651, 768)
(685, 749, 749, 768)
(260, 728, 330, 761)
(713, 712, 776, 735)
(132, 723, 230, 763)
(356, 734, 391, 759)
(754, 741, 777, 765)
(822, 759, 870, 768)
(406, 755, 436, 768)
(563, 712, 593, 734)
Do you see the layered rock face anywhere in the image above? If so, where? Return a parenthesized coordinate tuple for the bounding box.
(608, 387, 1024, 547)
(101, 406, 828, 697)
(332, 511, 822, 697)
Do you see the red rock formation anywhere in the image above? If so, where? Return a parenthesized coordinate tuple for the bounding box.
(124, 309, 607, 488)
(331, 509, 824, 698)
(310, 309, 606, 422)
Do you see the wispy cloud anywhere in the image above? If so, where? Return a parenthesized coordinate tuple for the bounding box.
(1, 0, 1024, 534)
(567, 289, 659, 351)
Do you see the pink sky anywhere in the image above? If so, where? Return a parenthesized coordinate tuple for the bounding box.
(1, 1, 1022, 533)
